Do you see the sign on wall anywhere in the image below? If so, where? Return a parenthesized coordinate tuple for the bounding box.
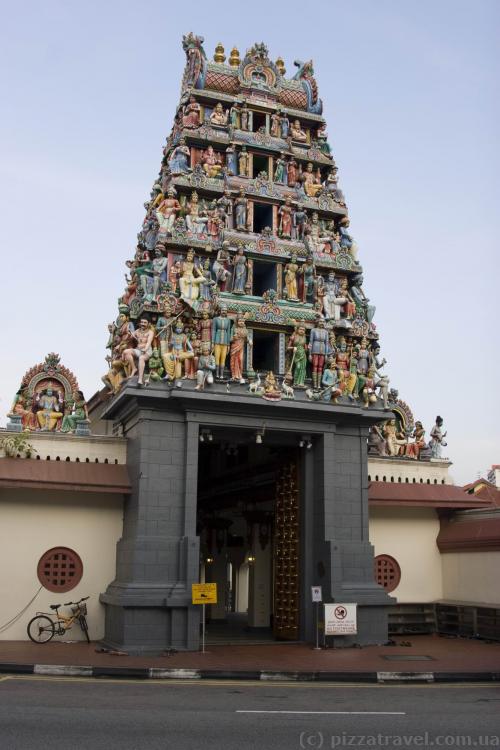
(324, 603, 357, 635)
(311, 586, 323, 602)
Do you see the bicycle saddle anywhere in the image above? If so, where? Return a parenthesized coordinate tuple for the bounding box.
(50, 604, 61, 610)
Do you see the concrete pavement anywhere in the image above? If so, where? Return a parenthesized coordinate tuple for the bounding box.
(1, 635, 500, 682)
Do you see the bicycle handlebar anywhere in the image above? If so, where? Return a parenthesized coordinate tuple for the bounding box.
(63, 596, 90, 606)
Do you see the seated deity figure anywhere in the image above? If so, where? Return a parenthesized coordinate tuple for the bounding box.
(35, 387, 64, 431)
(303, 163, 323, 198)
(60, 391, 88, 434)
(123, 317, 155, 386)
(185, 191, 208, 237)
(168, 138, 191, 174)
(201, 145, 223, 178)
(406, 421, 426, 459)
(209, 102, 228, 126)
(290, 119, 308, 142)
(195, 341, 216, 391)
(338, 217, 358, 260)
(182, 95, 201, 129)
(10, 391, 37, 431)
(178, 248, 205, 305)
(156, 189, 181, 237)
(323, 273, 349, 322)
(164, 321, 194, 381)
(304, 212, 329, 254)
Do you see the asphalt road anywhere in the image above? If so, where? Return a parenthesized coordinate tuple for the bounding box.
(0, 677, 499, 750)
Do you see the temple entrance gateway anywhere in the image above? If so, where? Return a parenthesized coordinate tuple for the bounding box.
(197, 433, 300, 642)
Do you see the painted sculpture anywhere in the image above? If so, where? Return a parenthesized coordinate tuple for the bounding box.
(102, 35, 397, 417)
(7, 353, 90, 435)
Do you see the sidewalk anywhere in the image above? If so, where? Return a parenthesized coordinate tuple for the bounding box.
(1, 635, 500, 682)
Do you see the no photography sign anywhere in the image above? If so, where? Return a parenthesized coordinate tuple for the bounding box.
(324, 603, 357, 635)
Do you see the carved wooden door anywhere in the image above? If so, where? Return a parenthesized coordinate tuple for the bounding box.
(273, 461, 300, 640)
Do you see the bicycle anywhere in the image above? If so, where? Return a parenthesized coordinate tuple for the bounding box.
(27, 596, 90, 644)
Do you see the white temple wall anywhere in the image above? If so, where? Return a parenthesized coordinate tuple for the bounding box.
(441, 551, 500, 605)
(0, 488, 123, 640)
(369, 506, 443, 602)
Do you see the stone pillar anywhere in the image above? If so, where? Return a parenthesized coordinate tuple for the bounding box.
(207, 554, 227, 621)
(100, 397, 200, 654)
(248, 528, 272, 628)
(302, 425, 393, 646)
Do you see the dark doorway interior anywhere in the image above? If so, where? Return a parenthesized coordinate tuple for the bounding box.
(252, 329, 279, 374)
(196, 433, 300, 644)
(253, 260, 277, 297)
(251, 111, 267, 132)
(252, 153, 269, 178)
(253, 202, 274, 234)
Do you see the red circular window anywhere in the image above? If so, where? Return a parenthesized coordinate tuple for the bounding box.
(374, 554, 401, 593)
(37, 547, 83, 593)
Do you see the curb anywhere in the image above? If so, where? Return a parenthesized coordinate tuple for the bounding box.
(0, 663, 499, 682)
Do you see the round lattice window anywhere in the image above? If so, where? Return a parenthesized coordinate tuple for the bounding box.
(37, 547, 83, 593)
(374, 554, 401, 593)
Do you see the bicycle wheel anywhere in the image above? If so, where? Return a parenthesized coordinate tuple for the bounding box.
(27, 615, 55, 643)
(79, 615, 90, 644)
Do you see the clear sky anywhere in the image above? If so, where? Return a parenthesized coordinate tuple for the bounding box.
(0, 0, 498, 483)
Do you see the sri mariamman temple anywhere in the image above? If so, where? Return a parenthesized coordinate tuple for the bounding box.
(2, 36, 499, 653)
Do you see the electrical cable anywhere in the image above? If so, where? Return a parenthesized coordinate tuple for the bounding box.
(0, 586, 43, 633)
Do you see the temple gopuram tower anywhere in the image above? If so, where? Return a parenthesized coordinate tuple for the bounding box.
(99, 35, 393, 654)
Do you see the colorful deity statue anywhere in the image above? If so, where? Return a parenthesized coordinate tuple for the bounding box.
(383, 419, 407, 456)
(195, 341, 216, 390)
(184, 334, 201, 380)
(229, 101, 240, 128)
(404, 421, 425, 459)
(240, 102, 250, 131)
(147, 348, 165, 382)
(213, 241, 232, 290)
(303, 162, 322, 197)
(212, 305, 232, 379)
(60, 391, 89, 433)
(234, 187, 248, 231)
(292, 203, 307, 240)
(429, 416, 447, 459)
(225, 144, 238, 175)
(263, 371, 282, 401)
(182, 95, 201, 128)
(335, 337, 357, 399)
(156, 188, 181, 237)
(278, 197, 293, 239)
(299, 256, 316, 304)
(284, 253, 299, 301)
(308, 318, 331, 390)
(178, 248, 205, 304)
(238, 146, 250, 177)
(9, 391, 37, 431)
(209, 102, 228, 126)
(322, 273, 347, 322)
(216, 189, 234, 229)
(168, 138, 191, 174)
(290, 119, 308, 142)
(320, 358, 342, 403)
(123, 317, 155, 386)
(230, 316, 248, 383)
(168, 259, 181, 293)
(231, 247, 247, 294)
(338, 217, 358, 260)
(287, 321, 308, 388)
(274, 153, 286, 184)
(185, 191, 208, 236)
(163, 320, 194, 381)
(35, 387, 64, 431)
(350, 274, 375, 323)
(287, 157, 298, 187)
(202, 145, 223, 178)
(270, 110, 281, 137)
(197, 309, 212, 344)
(280, 110, 290, 138)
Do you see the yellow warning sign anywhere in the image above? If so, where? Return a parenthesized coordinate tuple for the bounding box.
(192, 582, 217, 604)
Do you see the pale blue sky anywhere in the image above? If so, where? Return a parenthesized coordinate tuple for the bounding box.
(0, 0, 498, 483)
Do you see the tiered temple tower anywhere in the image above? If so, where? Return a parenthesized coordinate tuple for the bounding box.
(99, 35, 393, 654)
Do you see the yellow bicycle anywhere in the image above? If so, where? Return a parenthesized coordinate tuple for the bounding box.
(27, 596, 90, 643)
